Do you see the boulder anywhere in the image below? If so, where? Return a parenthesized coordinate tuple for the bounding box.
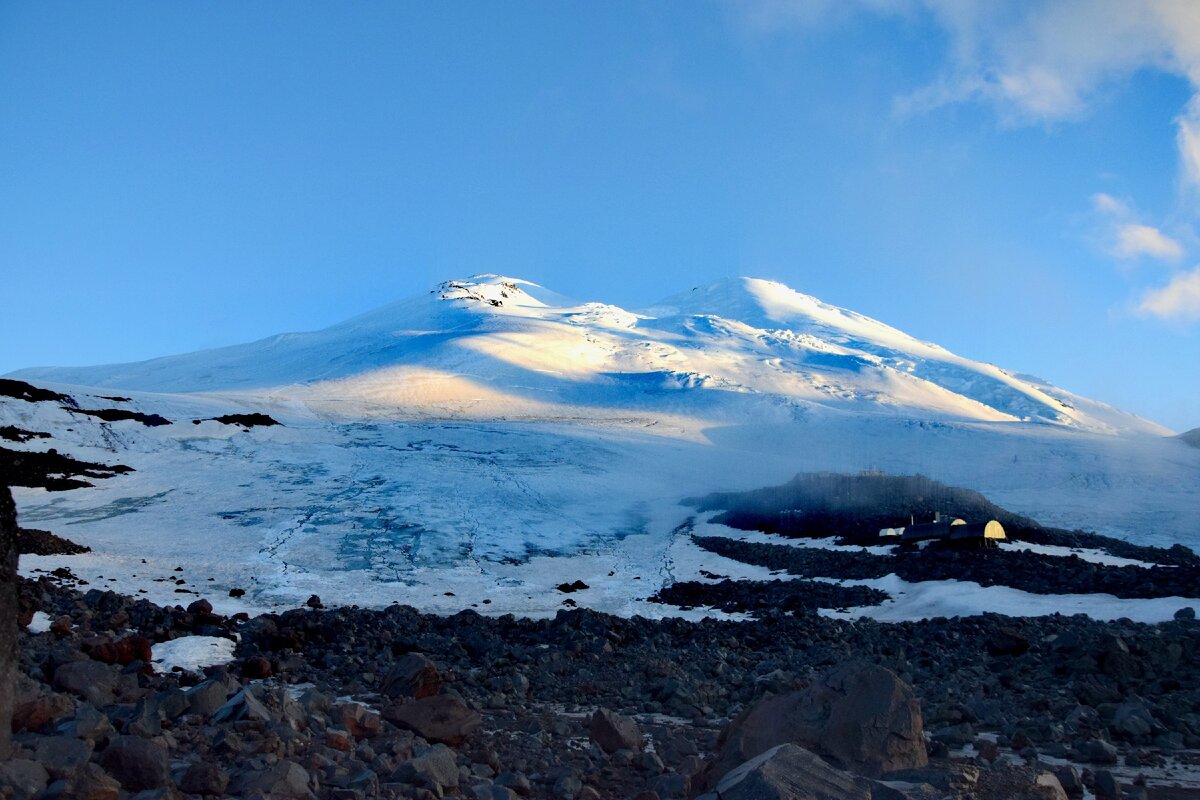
(383, 694, 482, 746)
(1049, 765, 1082, 798)
(704, 744, 871, 800)
(185, 676, 237, 717)
(883, 765, 979, 793)
(0, 760, 49, 800)
(240, 759, 314, 799)
(986, 627, 1031, 657)
(53, 660, 117, 707)
(186, 598, 213, 615)
(381, 653, 443, 698)
(56, 703, 113, 742)
(98, 736, 170, 791)
(211, 686, 273, 723)
(1034, 772, 1069, 800)
(126, 695, 163, 737)
(179, 761, 230, 795)
(330, 701, 382, 738)
(1093, 770, 1120, 800)
(34, 735, 94, 780)
(392, 743, 460, 790)
(11, 677, 75, 733)
(1112, 696, 1157, 740)
(86, 636, 152, 666)
(589, 708, 643, 754)
(241, 655, 273, 679)
(1083, 739, 1119, 765)
(700, 662, 925, 788)
(67, 762, 121, 800)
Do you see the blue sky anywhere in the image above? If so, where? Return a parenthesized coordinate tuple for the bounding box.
(2, 1, 1198, 430)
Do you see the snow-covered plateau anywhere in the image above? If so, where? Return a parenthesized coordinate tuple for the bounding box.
(5, 275, 1199, 620)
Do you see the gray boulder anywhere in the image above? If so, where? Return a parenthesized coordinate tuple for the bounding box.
(211, 686, 272, 723)
(53, 661, 117, 707)
(185, 676, 237, 717)
(1112, 696, 1157, 740)
(98, 736, 170, 791)
(700, 662, 926, 789)
(589, 708, 642, 754)
(392, 743, 460, 790)
(704, 744, 871, 800)
(240, 759, 314, 799)
(0, 760, 49, 800)
(33, 735, 94, 780)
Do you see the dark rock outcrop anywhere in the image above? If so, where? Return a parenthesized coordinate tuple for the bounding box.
(65, 407, 171, 427)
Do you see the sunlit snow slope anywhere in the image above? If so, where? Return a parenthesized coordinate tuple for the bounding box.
(5, 275, 1197, 617)
(12, 275, 1170, 435)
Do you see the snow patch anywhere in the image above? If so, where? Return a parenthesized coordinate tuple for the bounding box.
(151, 636, 236, 674)
(819, 574, 1200, 624)
(26, 611, 52, 634)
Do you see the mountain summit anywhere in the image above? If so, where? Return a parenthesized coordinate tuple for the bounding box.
(9, 275, 1166, 436)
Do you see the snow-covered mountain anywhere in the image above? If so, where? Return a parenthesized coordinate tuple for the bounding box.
(9, 275, 1171, 436)
(5, 275, 1198, 618)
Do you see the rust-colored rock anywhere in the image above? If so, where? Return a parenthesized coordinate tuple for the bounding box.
(87, 636, 153, 666)
(242, 655, 273, 679)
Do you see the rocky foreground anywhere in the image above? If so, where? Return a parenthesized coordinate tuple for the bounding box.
(3, 573, 1200, 800)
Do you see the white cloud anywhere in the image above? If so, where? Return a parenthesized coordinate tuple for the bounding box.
(1114, 223, 1184, 262)
(733, 0, 1200, 190)
(1091, 192, 1185, 263)
(1092, 192, 1128, 216)
(1179, 96, 1200, 189)
(1137, 266, 1200, 321)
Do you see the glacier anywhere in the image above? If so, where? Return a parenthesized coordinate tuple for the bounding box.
(5, 275, 1198, 618)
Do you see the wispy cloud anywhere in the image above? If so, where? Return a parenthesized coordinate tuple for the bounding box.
(732, 0, 1200, 192)
(1091, 193, 1185, 264)
(1138, 266, 1200, 321)
(1113, 224, 1184, 262)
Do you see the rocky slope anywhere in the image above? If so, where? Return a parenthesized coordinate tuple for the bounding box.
(7, 572, 1200, 799)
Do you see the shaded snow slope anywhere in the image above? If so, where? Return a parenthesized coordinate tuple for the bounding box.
(4, 275, 1196, 619)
